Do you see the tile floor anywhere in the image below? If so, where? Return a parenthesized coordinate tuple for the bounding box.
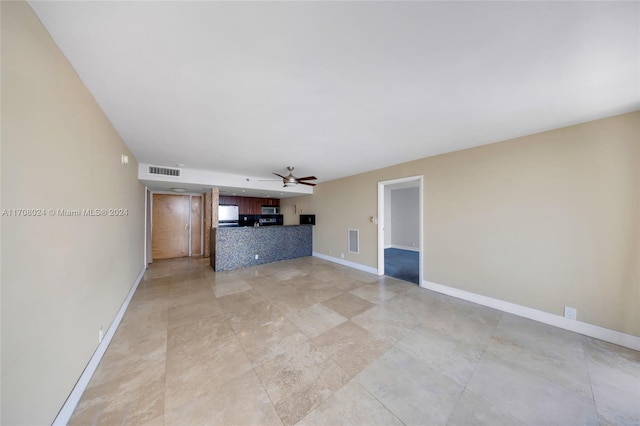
(70, 256, 640, 425)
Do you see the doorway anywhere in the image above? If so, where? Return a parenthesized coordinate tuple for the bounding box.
(151, 193, 203, 260)
(377, 176, 423, 285)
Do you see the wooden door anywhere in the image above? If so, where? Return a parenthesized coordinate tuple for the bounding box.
(152, 194, 190, 259)
(191, 196, 202, 256)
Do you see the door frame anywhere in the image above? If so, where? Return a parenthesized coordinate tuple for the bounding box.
(377, 175, 423, 285)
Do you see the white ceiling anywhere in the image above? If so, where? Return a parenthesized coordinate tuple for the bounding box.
(30, 1, 639, 191)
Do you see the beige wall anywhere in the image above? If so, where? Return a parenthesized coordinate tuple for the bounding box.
(286, 111, 640, 336)
(1, 2, 145, 424)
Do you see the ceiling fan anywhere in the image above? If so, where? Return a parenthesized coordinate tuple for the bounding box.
(268, 166, 317, 187)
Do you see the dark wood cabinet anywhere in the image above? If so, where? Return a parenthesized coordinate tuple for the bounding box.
(219, 195, 280, 214)
(252, 199, 262, 214)
(241, 198, 254, 215)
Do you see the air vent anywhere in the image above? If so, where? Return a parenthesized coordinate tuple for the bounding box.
(348, 229, 359, 253)
(148, 166, 180, 177)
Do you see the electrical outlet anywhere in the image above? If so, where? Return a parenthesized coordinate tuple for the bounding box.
(98, 327, 104, 343)
(255, 254, 259, 260)
(341, 253, 345, 259)
(564, 306, 577, 320)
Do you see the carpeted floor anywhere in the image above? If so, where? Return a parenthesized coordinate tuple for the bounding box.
(384, 248, 419, 284)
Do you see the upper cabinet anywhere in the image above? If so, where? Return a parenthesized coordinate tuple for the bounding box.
(263, 198, 280, 206)
(218, 195, 233, 205)
(218, 195, 279, 214)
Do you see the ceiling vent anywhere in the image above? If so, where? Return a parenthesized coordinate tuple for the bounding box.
(148, 166, 180, 177)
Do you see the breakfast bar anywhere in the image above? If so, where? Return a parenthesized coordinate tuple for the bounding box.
(210, 225, 312, 271)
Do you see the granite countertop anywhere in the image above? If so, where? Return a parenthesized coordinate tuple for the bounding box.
(218, 224, 311, 230)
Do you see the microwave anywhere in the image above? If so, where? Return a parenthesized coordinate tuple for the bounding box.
(261, 206, 279, 214)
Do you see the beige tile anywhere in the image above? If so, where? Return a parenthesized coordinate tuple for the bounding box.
(140, 415, 165, 426)
(466, 353, 599, 425)
(486, 333, 592, 395)
(70, 256, 639, 426)
(375, 276, 415, 293)
(272, 267, 308, 281)
(168, 275, 212, 293)
(254, 341, 350, 425)
(583, 339, 640, 424)
(351, 303, 420, 345)
(165, 369, 283, 426)
(300, 285, 345, 305)
(396, 324, 483, 387)
(167, 296, 222, 326)
(322, 292, 375, 319)
(356, 347, 464, 425)
(137, 276, 171, 293)
(169, 270, 208, 286)
(343, 269, 381, 284)
(447, 389, 525, 426)
(495, 313, 585, 359)
(266, 293, 322, 314)
(419, 297, 500, 349)
(582, 337, 640, 377)
(297, 380, 403, 426)
(167, 311, 235, 355)
(70, 360, 165, 425)
(285, 303, 347, 338)
(165, 333, 253, 410)
(89, 330, 167, 389)
(286, 275, 329, 290)
(331, 278, 367, 292)
(224, 298, 309, 365)
(349, 285, 397, 304)
(236, 318, 309, 367)
(226, 299, 287, 333)
(212, 277, 252, 297)
(217, 288, 267, 317)
(311, 321, 390, 379)
(117, 299, 169, 340)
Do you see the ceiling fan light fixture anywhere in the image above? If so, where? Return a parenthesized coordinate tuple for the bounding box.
(265, 166, 317, 187)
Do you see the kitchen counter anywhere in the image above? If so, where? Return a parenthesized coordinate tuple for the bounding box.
(210, 225, 312, 271)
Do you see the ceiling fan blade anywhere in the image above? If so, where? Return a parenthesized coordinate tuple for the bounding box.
(273, 173, 286, 179)
(297, 176, 317, 181)
(298, 181, 316, 186)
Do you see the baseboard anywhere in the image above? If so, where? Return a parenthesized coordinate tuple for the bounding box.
(53, 266, 146, 425)
(422, 280, 640, 351)
(389, 244, 419, 252)
(312, 252, 378, 275)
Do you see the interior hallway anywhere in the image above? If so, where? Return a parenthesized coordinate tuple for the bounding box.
(70, 257, 640, 425)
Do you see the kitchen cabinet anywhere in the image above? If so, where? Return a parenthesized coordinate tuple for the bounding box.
(219, 195, 279, 214)
(219, 195, 236, 205)
(240, 198, 255, 214)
